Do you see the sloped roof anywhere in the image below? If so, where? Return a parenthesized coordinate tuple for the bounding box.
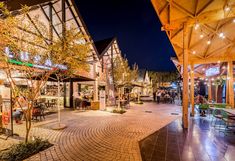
(94, 37, 115, 58)
(151, 0, 235, 65)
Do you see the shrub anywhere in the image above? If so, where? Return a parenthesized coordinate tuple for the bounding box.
(135, 101, 143, 104)
(0, 138, 53, 161)
(113, 109, 126, 114)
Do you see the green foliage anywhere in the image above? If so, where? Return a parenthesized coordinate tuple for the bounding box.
(149, 71, 180, 91)
(0, 138, 52, 161)
(113, 56, 138, 88)
(214, 104, 226, 108)
(199, 104, 209, 109)
(112, 109, 126, 114)
(213, 77, 225, 86)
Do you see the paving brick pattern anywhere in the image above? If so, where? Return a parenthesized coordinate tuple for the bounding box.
(2, 103, 180, 161)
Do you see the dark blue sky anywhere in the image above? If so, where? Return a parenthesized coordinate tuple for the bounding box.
(76, 0, 176, 71)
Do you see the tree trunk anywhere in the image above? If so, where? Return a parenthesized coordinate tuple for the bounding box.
(25, 107, 32, 143)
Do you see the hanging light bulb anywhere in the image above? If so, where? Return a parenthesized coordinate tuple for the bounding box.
(207, 40, 211, 45)
(225, 6, 230, 12)
(219, 32, 225, 39)
(192, 51, 196, 54)
(233, 19, 235, 23)
(200, 34, 204, 38)
(194, 23, 200, 30)
(212, 83, 215, 86)
(202, 68, 205, 71)
(227, 77, 231, 80)
(217, 60, 221, 63)
(211, 78, 214, 81)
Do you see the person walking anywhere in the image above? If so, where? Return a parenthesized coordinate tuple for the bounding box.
(153, 91, 156, 102)
(157, 91, 161, 104)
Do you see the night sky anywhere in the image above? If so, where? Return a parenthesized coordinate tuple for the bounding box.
(76, 0, 176, 71)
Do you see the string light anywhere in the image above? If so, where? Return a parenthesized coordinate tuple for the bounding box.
(233, 19, 235, 23)
(207, 40, 211, 45)
(202, 68, 205, 71)
(192, 51, 196, 54)
(225, 6, 230, 12)
(217, 60, 221, 63)
(219, 32, 225, 39)
(200, 34, 204, 38)
(211, 78, 214, 81)
(194, 23, 200, 30)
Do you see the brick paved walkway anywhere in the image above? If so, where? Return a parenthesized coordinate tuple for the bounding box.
(1, 103, 180, 161)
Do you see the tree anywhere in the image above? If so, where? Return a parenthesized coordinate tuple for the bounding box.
(149, 71, 180, 91)
(0, 3, 90, 142)
(113, 56, 138, 107)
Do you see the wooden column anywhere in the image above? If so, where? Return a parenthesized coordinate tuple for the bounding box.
(182, 23, 189, 128)
(226, 79, 229, 104)
(228, 61, 234, 108)
(190, 65, 194, 116)
(208, 79, 212, 101)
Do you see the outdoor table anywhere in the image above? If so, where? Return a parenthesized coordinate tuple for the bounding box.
(223, 109, 235, 115)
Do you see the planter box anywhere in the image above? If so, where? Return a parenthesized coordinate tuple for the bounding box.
(91, 101, 100, 110)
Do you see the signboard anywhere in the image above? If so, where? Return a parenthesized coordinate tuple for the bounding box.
(5, 47, 67, 70)
(99, 90, 106, 110)
(205, 67, 220, 77)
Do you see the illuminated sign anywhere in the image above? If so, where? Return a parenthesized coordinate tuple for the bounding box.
(5, 47, 67, 70)
(205, 67, 220, 77)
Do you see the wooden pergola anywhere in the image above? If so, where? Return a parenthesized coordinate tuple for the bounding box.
(151, 0, 235, 128)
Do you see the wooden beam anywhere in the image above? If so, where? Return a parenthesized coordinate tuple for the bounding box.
(156, 5, 235, 30)
(182, 23, 189, 128)
(190, 64, 195, 116)
(208, 79, 212, 101)
(171, 1, 194, 18)
(159, 2, 168, 15)
(196, 0, 214, 16)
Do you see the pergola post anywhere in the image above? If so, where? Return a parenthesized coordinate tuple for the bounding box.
(190, 64, 194, 116)
(182, 23, 189, 128)
(226, 79, 229, 104)
(208, 79, 212, 102)
(228, 61, 234, 108)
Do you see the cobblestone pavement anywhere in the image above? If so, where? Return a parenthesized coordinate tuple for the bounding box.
(1, 103, 180, 161)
